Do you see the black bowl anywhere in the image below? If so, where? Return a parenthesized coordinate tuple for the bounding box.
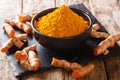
(31, 7, 92, 52)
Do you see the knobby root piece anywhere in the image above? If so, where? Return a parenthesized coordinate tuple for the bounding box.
(0, 38, 13, 53)
(2, 23, 15, 38)
(28, 51, 40, 71)
(16, 15, 32, 23)
(16, 34, 27, 41)
(23, 44, 36, 53)
(14, 44, 36, 60)
(20, 60, 33, 71)
(13, 37, 24, 49)
(0, 34, 27, 53)
(90, 29, 109, 38)
(4, 18, 17, 26)
(14, 50, 28, 60)
(51, 57, 82, 71)
(22, 23, 32, 34)
(72, 64, 95, 79)
(4, 18, 32, 34)
(92, 23, 100, 30)
(94, 33, 120, 56)
(20, 51, 40, 71)
(70, 62, 83, 70)
(51, 57, 95, 79)
(90, 24, 109, 38)
(29, 12, 37, 17)
(103, 49, 109, 55)
(16, 12, 37, 23)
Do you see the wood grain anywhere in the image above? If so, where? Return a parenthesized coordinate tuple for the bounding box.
(22, 69, 69, 80)
(0, 0, 16, 17)
(0, 53, 18, 80)
(23, 0, 55, 13)
(77, 60, 107, 80)
(55, 0, 68, 7)
(104, 56, 120, 80)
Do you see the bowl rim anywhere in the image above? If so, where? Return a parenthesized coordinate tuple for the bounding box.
(31, 7, 92, 40)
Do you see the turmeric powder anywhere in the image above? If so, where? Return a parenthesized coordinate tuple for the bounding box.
(34, 5, 88, 38)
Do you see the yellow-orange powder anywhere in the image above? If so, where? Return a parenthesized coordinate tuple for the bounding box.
(34, 5, 89, 38)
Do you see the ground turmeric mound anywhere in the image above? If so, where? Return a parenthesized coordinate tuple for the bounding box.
(34, 5, 89, 38)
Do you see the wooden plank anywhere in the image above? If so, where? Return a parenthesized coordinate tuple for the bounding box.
(78, 60, 107, 80)
(89, 0, 120, 45)
(22, 69, 69, 80)
(63, 69, 76, 80)
(23, 0, 55, 13)
(15, 0, 23, 14)
(104, 56, 120, 80)
(55, 0, 68, 7)
(68, 0, 90, 9)
(0, 0, 16, 17)
(0, 53, 18, 80)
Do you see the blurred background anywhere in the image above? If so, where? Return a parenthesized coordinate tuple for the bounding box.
(0, 0, 56, 17)
(0, 0, 88, 17)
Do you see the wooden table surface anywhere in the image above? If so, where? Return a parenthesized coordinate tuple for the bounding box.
(0, 0, 120, 80)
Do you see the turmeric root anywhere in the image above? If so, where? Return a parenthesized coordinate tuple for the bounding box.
(0, 34, 27, 53)
(2, 23, 15, 38)
(51, 57, 82, 71)
(72, 64, 95, 79)
(14, 50, 28, 60)
(22, 23, 32, 34)
(94, 33, 120, 56)
(23, 44, 36, 53)
(4, 18, 17, 26)
(16, 15, 32, 23)
(27, 51, 40, 71)
(13, 37, 24, 49)
(51, 57, 95, 79)
(20, 60, 33, 71)
(0, 38, 13, 53)
(91, 23, 100, 30)
(14, 44, 40, 71)
(90, 24, 109, 38)
(0, 38, 23, 53)
(0, 37, 23, 53)
(4, 18, 32, 34)
(14, 44, 36, 60)
(16, 34, 27, 41)
(16, 12, 37, 23)
(19, 51, 40, 71)
(29, 12, 37, 17)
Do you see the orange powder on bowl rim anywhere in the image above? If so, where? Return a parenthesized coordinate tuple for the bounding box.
(34, 5, 89, 38)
